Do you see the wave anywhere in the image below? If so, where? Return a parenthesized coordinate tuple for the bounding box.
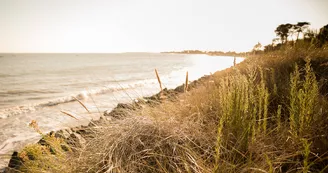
(0, 79, 159, 119)
(0, 74, 13, 78)
(0, 90, 60, 96)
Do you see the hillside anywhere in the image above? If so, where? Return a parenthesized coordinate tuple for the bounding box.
(4, 44, 328, 172)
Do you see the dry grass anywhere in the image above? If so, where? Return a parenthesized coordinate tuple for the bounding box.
(73, 116, 211, 172)
(73, 96, 91, 113)
(10, 44, 328, 172)
(185, 71, 189, 92)
(60, 110, 79, 120)
(70, 83, 218, 172)
(155, 69, 163, 93)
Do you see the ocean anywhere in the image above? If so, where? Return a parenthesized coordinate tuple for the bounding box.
(0, 53, 243, 166)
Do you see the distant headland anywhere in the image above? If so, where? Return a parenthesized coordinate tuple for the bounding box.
(161, 50, 246, 56)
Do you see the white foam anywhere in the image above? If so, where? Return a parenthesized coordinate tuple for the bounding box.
(0, 80, 158, 119)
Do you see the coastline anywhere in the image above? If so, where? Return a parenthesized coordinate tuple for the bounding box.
(3, 46, 328, 172)
(0, 53, 241, 167)
(1, 69, 216, 171)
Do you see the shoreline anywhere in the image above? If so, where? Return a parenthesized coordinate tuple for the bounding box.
(1, 70, 215, 171)
(0, 54, 240, 161)
(3, 45, 328, 172)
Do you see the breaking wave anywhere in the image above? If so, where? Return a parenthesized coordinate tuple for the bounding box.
(0, 79, 158, 119)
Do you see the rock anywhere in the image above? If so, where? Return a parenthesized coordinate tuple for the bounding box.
(6, 151, 22, 172)
(75, 127, 93, 136)
(103, 103, 138, 119)
(116, 103, 135, 110)
(68, 132, 86, 148)
(71, 126, 82, 132)
(174, 85, 185, 92)
(49, 131, 55, 136)
(55, 130, 71, 139)
(60, 144, 70, 152)
(81, 125, 89, 129)
(89, 118, 102, 126)
(38, 138, 47, 146)
(103, 109, 127, 119)
(135, 98, 148, 104)
(65, 128, 73, 134)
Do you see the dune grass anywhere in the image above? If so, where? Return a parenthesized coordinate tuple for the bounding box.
(8, 44, 328, 172)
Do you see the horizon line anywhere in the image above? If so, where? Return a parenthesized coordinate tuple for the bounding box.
(0, 50, 242, 54)
(0, 51, 163, 54)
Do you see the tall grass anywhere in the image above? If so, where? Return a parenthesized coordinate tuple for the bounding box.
(289, 58, 319, 136)
(214, 66, 270, 172)
(155, 69, 163, 92)
(9, 45, 328, 172)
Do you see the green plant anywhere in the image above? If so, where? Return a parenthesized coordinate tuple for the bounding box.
(289, 58, 319, 136)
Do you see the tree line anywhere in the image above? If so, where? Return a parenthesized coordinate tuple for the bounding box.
(253, 22, 328, 53)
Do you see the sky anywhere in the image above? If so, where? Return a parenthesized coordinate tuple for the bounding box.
(0, 0, 327, 53)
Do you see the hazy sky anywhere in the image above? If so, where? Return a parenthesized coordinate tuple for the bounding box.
(0, 0, 327, 53)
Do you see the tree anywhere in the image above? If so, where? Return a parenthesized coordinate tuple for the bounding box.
(272, 38, 280, 46)
(293, 22, 310, 41)
(275, 23, 293, 44)
(316, 24, 328, 47)
(253, 42, 262, 51)
(252, 42, 262, 54)
(304, 29, 317, 40)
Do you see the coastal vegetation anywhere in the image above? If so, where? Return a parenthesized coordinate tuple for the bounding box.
(5, 23, 328, 172)
(161, 50, 244, 57)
